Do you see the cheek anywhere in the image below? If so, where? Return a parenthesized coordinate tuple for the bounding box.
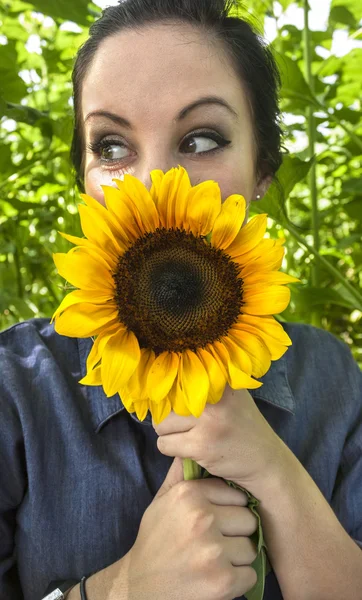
(213, 162, 255, 205)
(84, 161, 134, 206)
(84, 165, 108, 206)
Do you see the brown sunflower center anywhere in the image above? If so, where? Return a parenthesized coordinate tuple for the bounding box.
(113, 228, 243, 354)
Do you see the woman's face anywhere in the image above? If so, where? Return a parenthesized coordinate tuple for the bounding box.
(81, 22, 270, 212)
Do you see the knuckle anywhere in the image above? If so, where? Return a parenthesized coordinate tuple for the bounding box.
(173, 480, 194, 502)
(210, 569, 236, 599)
(245, 538, 258, 563)
(245, 509, 258, 534)
(242, 566, 258, 592)
(189, 507, 215, 537)
(202, 541, 224, 564)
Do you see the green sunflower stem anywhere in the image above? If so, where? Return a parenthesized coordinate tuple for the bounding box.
(182, 457, 202, 480)
(182, 458, 269, 600)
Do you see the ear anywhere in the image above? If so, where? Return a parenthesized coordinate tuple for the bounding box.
(252, 174, 273, 201)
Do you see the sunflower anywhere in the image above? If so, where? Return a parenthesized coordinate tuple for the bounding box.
(52, 166, 298, 424)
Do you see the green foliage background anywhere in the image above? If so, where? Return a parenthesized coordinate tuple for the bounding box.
(0, 0, 361, 366)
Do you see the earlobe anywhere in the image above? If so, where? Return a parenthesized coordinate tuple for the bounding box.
(253, 174, 273, 201)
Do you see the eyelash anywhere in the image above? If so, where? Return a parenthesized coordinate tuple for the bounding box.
(87, 129, 231, 165)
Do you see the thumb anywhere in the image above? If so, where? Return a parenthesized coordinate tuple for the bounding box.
(155, 456, 185, 499)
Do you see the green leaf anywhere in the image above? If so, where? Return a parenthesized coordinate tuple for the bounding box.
(293, 286, 356, 310)
(225, 480, 270, 600)
(273, 52, 318, 108)
(278, 0, 295, 11)
(192, 464, 269, 600)
(329, 6, 357, 28)
(351, 27, 362, 40)
(0, 41, 27, 102)
(251, 155, 314, 225)
(343, 197, 362, 220)
(20, 0, 92, 25)
(331, 0, 362, 21)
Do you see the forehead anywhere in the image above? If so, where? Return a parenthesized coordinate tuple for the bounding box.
(81, 21, 250, 122)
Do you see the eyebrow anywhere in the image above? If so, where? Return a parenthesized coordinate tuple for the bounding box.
(84, 96, 238, 128)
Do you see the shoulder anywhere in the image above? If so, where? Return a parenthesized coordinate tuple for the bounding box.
(0, 318, 81, 405)
(282, 321, 359, 378)
(1, 317, 61, 350)
(281, 321, 361, 419)
(0, 317, 78, 359)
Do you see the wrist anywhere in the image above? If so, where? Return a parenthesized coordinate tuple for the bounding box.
(67, 554, 130, 600)
(234, 437, 299, 501)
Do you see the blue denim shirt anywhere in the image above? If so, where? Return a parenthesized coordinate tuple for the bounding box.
(0, 317, 361, 600)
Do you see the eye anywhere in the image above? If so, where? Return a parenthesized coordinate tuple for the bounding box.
(180, 131, 231, 156)
(87, 138, 130, 163)
(100, 142, 128, 161)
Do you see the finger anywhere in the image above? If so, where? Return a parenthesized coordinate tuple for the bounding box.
(191, 478, 249, 506)
(231, 565, 258, 597)
(214, 505, 258, 536)
(152, 411, 197, 435)
(154, 457, 185, 499)
(157, 431, 195, 458)
(224, 536, 258, 566)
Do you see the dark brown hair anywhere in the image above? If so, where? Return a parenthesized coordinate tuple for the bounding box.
(71, 0, 283, 190)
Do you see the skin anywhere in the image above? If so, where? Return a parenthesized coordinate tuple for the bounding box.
(82, 21, 271, 213)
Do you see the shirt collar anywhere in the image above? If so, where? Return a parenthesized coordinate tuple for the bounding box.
(78, 337, 295, 433)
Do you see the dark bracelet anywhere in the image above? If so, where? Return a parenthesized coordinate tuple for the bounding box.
(80, 575, 88, 600)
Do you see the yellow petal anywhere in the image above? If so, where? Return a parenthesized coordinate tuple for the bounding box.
(196, 348, 226, 405)
(150, 397, 172, 425)
(211, 194, 246, 249)
(54, 304, 118, 338)
(227, 214, 268, 258)
(242, 271, 300, 287)
(235, 315, 292, 361)
(168, 376, 192, 417)
(133, 400, 150, 422)
(53, 250, 114, 291)
(237, 240, 285, 274)
(221, 335, 253, 375)
(181, 349, 209, 417)
(227, 361, 263, 389)
(118, 387, 136, 413)
(232, 319, 289, 361)
(156, 166, 191, 229)
(208, 340, 262, 390)
(101, 185, 141, 242)
(186, 180, 221, 236)
(237, 314, 292, 346)
(122, 174, 160, 232)
(243, 285, 291, 315)
(102, 328, 141, 397)
(228, 329, 271, 379)
(150, 169, 165, 204)
(58, 231, 92, 248)
(79, 364, 102, 386)
(58, 232, 118, 271)
(80, 192, 130, 245)
(125, 348, 156, 402)
(79, 192, 106, 212)
(86, 324, 120, 372)
(51, 289, 116, 323)
(207, 340, 229, 380)
(147, 351, 179, 403)
(78, 204, 125, 260)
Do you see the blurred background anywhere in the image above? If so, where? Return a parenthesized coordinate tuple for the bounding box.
(0, 0, 361, 366)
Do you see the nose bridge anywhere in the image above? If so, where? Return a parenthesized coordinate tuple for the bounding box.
(137, 148, 179, 191)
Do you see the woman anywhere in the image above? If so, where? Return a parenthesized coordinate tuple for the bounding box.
(1, 1, 361, 599)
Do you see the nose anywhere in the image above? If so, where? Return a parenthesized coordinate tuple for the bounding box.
(136, 156, 180, 191)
